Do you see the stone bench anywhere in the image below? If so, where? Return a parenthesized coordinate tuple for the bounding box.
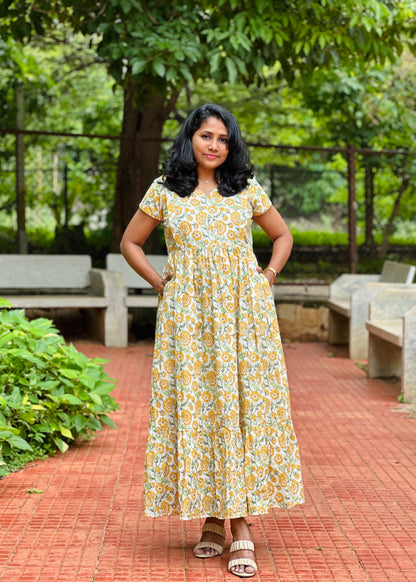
(328, 260, 416, 359)
(106, 253, 167, 308)
(105, 253, 168, 344)
(0, 254, 126, 347)
(365, 288, 416, 403)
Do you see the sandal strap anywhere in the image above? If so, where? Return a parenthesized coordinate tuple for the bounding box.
(228, 557, 258, 573)
(194, 540, 224, 555)
(202, 522, 226, 538)
(230, 540, 255, 553)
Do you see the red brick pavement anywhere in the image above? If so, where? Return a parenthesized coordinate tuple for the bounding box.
(1, 340, 415, 582)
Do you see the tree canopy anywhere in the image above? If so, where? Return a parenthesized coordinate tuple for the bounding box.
(2, 0, 416, 249)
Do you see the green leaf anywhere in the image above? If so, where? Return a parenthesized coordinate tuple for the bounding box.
(60, 394, 83, 405)
(7, 435, 33, 451)
(101, 415, 117, 430)
(53, 438, 69, 453)
(131, 59, 147, 75)
(59, 425, 73, 439)
(152, 59, 166, 77)
(225, 57, 238, 83)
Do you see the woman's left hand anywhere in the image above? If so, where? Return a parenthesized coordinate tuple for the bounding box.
(258, 266, 275, 287)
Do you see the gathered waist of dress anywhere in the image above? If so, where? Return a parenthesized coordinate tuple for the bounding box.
(167, 240, 254, 259)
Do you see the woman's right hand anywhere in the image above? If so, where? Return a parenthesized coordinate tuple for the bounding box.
(154, 272, 173, 295)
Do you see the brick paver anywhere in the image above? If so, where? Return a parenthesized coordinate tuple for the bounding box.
(1, 340, 415, 581)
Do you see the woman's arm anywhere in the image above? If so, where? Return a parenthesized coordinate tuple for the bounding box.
(253, 205, 293, 286)
(120, 209, 171, 295)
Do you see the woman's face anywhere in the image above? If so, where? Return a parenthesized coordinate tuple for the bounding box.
(191, 116, 229, 173)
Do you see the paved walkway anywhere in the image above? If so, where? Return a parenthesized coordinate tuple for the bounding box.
(1, 340, 415, 582)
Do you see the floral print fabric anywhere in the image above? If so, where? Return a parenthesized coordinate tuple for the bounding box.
(140, 177, 304, 520)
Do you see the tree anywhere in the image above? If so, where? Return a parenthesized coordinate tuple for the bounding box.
(2, 0, 416, 250)
(0, 33, 123, 251)
(299, 53, 416, 255)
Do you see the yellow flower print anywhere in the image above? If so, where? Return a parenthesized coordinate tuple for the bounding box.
(196, 211, 208, 225)
(180, 369, 191, 385)
(201, 292, 210, 309)
(181, 409, 192, 425)
(239, 360, 249, 377)
(231, 211, 241, 225)
(182, 498, 191, 514)
(155, 443, 165, 455)
(164, 320, 174, 335)
(202, 391, 212, 403)
(205, 371, 216, 387)
(289, 481, 300, 494)
(277, 407, 287, 421)
(193, 230, 202, 241)
(179, 220, 191, 235)
(181, 292, 192, 308)
(160, 501, 170, 515)
(165, 358, 175, 374)
(163, 398, 175, 413)
(202, 495, 212, 512)
(230, 410, 239, 425)
(146, 451, 155, 467)
(245, 434, 254, 450)
(202, 331, 214, 347)
(214, 220, 226, 235)
(261, 482, 273, 499)
(279, 473, 288, 487)
(144, 490, 156, 508)
(201, 456, 210, 471)
(246, 474, 256, 491)
(160, 379, 169, 390)
(220, 426, 231, 442)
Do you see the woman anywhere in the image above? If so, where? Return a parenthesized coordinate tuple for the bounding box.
(120, 103, 304, 578)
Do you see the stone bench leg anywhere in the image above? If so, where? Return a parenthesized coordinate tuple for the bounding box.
(90, 269, 128, 347)
(328, 309, 349, 345)
(368, 333, 401, 380)
(403, 310, 416, 403)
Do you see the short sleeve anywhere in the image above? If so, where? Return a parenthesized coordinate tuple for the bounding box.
(139, 179, 165, 222)
(247, 177, 272, 216)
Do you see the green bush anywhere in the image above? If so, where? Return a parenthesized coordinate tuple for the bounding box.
(0, 299, 119, 477)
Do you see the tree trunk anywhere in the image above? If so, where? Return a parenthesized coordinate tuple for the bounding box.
(364, 164, 375, 249)
(111, 81, 178, 252)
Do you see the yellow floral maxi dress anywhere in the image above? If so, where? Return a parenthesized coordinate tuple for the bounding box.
(140, 177, 304, 520)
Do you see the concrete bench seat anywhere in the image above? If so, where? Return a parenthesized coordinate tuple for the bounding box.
(328, 260, 415, 359)
(0, 254, 126, 347)
(365, 289, 416, 403)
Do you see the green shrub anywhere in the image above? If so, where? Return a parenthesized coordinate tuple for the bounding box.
(0, 299, 119, 477)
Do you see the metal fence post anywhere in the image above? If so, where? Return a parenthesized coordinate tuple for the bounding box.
(15, 85, 28, 254)
(347, 144, 358, 273)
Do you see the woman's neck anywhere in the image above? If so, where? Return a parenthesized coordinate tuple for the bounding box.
(197, 171, 216, 184)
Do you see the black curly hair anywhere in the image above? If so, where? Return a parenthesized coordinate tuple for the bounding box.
(161, 103, 254, 197)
